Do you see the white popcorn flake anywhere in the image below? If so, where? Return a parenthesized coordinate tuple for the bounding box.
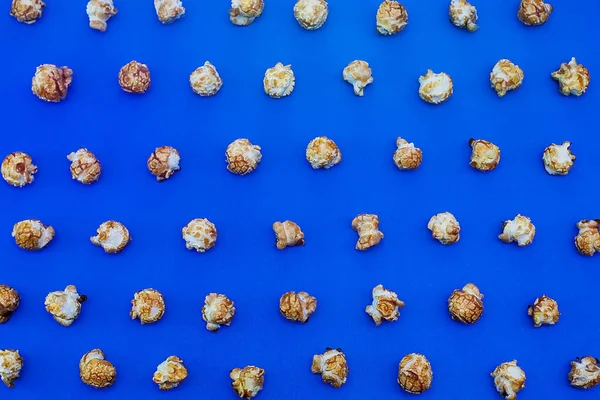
(294, 0, 328, 30)
(44, 285, 87, 326)
(86, 0, 117, 32)
(190, 62, 223, 97)
(343, 60, 373, 96)
(0, 350, 23, 388)
(229, 0, 264, 26)
(498, 215, 535, 247)
(449, 0, 477, 31)
(154, 0, 185, 24)
(182, 218, 217, 252)
(543, 141, 576, 175)
(90, 221, 131, 253)
(263, 62, 295, 98)
(419, 69, 453, 104)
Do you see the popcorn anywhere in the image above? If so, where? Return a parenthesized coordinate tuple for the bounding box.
(427, 212, 460, 244)
(398, 353, 432, 394)
(469, 138, 500, 171)
(153, 356, 188, 390)
(86, 0, 117, 32)
(0, 350, 22, 388)
(0, 285, 19, 324)
(154, 0, 185, 24)
(491, 360, 526, 400)
(527, 295, 560, 327)
(263, 63, 295, 98)
(273, 221, 305, 250)
(365, 284, 405, 326)
(418, 69, 453, 104)
(449, 0, 477, 31)
(202, 293, 235, 332)
(31, 64, 73, 102)
(182, 218, 217, 252)
(393, 137, 422, 170)
(2, 152, 37, 187)
(130, 288, 165, 324)
(226, 138, 262, 175)
(376, 1, 408, 35)
(229, 0, 264, 26)
(498, 215, 535, 247)
(294, 0, 328, 30)
(279, 291, 317, 322)
(10, 0, 45, 24)
(118, 61, 151, 94)
(305, 136, 342, 169)
(90, 221, 131, 253)
(343, 60, 373, 96)
(517, 0, 553, 26)
(311, 348, 348, 388)
(147, 146, 180, 181)
(569, 356, 600, 389)
(230, 366, 264, 398)
(490, 59, 524, 97)
(79, 349, 116, 388)
(575, 220, 600, 256)
(44, 285, 87, 326)
(448, 283, 483, 324)
(551, 58, 590, 97)
(190, 62, 223, 96)
(542, 141, 575, 175)
(352, 214, 384, 250)
(67, 148, 101, 184)
(12, 219, 54, 250)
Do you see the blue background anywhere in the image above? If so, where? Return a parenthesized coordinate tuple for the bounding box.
(1, 0, 599, 398)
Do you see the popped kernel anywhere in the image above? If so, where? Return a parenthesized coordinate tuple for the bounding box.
(352, 214, 384, 250)
(230, 366, 264, 398)
(0, 350, 22, 388)
(393, 137, 422, 170)
(527, 295, 560, 327)
(448, 283, 483, 324)
(575, 220, 600, 256)
(398, 353, 432, 394)
(551, 58, 590, 97)
(449, 0, 477, 31)
(190, 62, 223, 96)
(154, 0, 185, 23)
(44, 285, 87, 326)
(569, 356, 600, 389)
(294, 0, 328, 30)
(343, 60, 373, 96)
(202, 293, 235, 332)
(226, 138, 262, 175)
(229, 0, 263, 26)
(418, 69, 453, 104)
(130, 288, 165, 324)
(490, 59, 524, 97)
(365, 284, 405, 326)
(311, 348, 348, 388)
(498, 215, 535, 247)
(153, 356, 188, 390)
(427, 212, 460, 245)
(0, 285, 19, 324)
(147, 146, 180, 181)
(182, 218, 217, 252)
(518, 0, 552, 26)
(118, 61, 151, 94)
(491, 360, 526, 400)
(12, 219, 54, 250)
(376, 1, 408, 35)
(10, 0, 44, 24)
(306, 136, 342, 169)
(273, 221, 305, 250)
(31, 64, 73, 102)
(543, 141, 575, 175)
(90, 221, 130, 253)
(263, 63, 295, 98)
(86, 0, 117, 32)
(2, 152, 37, 187)
(469, 138, 500, 171)
(279, 291, 317, 322)
(80, 349, 116, 389)
(67, 148, 101, 184)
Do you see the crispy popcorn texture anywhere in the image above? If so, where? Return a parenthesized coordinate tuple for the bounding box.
(229, 0, 264, 26)
(469, 138, 500, 171)
(0, 350, 22, 388)
(67, 148, 101, 184)
(0, 285, 19, 324)
(490, 59, 524, 97)
(294, 0, 328, 30)
(398, 353, 432, 394)
(182, 218, 217, 252)
(393, 137, 422, 170)
(12, 219, 54, 250)
(10, 0, 44, 23)
(230, 366, 264, 398)
(80, 349, 116, 389)
(153, 356, 188, 390)
(352, 214, 384, 250)
(130, 289, 165, 324)
(312, 348, 348, 388)
(273, 221, 305, 250)
(202, 293, 235, 332)
(569, 356, 600, 389)
(86, 0, 117, 31)
(491, 360, 526, 400)
(2, 152, 37, 187)
(343, 60, 373, 96)
(119, 61, 151, 94)
(499, 215, 535, 246)
(365, 284, 405, 326)
(376, 1, 408, 35)
(154, 0, 185, 23)
(449, 0, 477, 31)
(306, 136, 342, 169)
(575, 220, 600, 256)
(31, 64, 73, 102)
(90, 220, 130, 253)
(551, 58, 590, 97)
(226, 138, 262, 175)
(527, 295, 560, 327)
(543, 141, 575, 175)
(263, 62, 295, 98)
(147, 146, 180, 181)
(279, 291, 317, 322)
(448, 283, 483, 324)
(45, 285, 87, 326)
(190, 62, 223, 96)
(419, 69, 453, 104)
(428, 212, 460, 244)
(518, 0, 553, 26)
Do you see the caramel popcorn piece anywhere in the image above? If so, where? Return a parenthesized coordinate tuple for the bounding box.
(154, 0, 185, 23)
(294, 0, 328, 30)
(449, 0, 477, 31)
(147, 146, 180, 181)
(311, 348, 348, 388)
(499, 215, 535, 247)
(398, 353, 432, 394)
(490, 59, 524, 97)
(393, 137, 422, 170)
(80, 349, 116, 389)
(263, 63, 295, 98)
(551, 58, 590, 96)
(190, 62, 223, 97)
(427, 212, 460, 245)
(31, 64, 73, 102)
(230, 366, 264, 398)
(229, 0, 263, 26)
(491, 360, 526, 399)
(10, 0, 44, 24)
(543, 141, 575, 175)
(0, 285, 19, 324)
(130, 288, 165, 324)
(365, 284, 405, 326)
(279, 291, 317, 322)
(153, 356, 188, 390)
(12, 219, 54, 250)
(90, 220, 130, 253)
(118, 61, 150, 94)
(418, 69, 453, 104)
(448, 283, 483, 324)
(2, 152, 37, 187)
(0, 350, 23, 388)
(86, 0, 117, 31)
(67, 148, 101, 184)
(352, 214, 383, 250)
(469, 138, 500, 171)
(343, 60, 373, 96)
(518, 0, 552, 26)
(569, 356, 600, 389)
(226, 138, 262, 175)
(306, 136, 342, 169)
(202, 293, 235, 332)
(182, 218, 217, 252)
(575, 220, 600, 256)
(376, 1, 408, 35)
(45, 285, 87, 326)
(527, 295, 560, 327)
(273, 221, 305, 250)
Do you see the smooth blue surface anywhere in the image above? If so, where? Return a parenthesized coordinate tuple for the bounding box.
(1, 0, 599, 399)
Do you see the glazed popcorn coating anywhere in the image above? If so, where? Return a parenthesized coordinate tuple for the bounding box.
(263, 63, 295, 98)
(428, 212, 460, 245)
(569, 356, 600, 389)
(469, 138, 500, 171)
(490, 59, 524, 97)
(491, 360, 526, 400)
(551, 58, 590, 96)
(86, 0, 117, 32)
(543, 141, 575, 175)
(393, 137, 422, 170)
(79, 349, 116, 389)
(343, 60, 373, 96)
(294, 0, 328, 30)
(90, 221, 130, 253)
(311, 348, 348, 388)
(229, 0, 264, 26)
(527, 295, 560, 327)
(499, 215, 535, 246)
(376, 1, 408, 35)
(202, 293, 235, 332)
(230, 366, 264, 398)
(153, 356, 188, 390)
(352, 214, 384, 250)
(182, 218, 217, 252)
(31, 64, 73, 102)
(448, 283, 483, 324)
(518, 0, 552, 26)
(0, 285, 19, 324)
(449, 0, 477, 31)
(0, 350, 23, 388)
(575, 220, 600, 256)
(365, 284, 405, 326)
(279, 291, 317, 322)
(154, 0, 185, 23)
(306, 136, 342, 169)
(67, 148, 101, 184)
(273, 221, 305, 250)
(398, 353, 432, 394)
(2, 152, 37, 187)
(130, 288, 165, 324)
(226, 138, 262, 175)
(44, 285, 87, 326)
(147, 146, 180, 181)
(118, 61, 151, 94)
(12, 219, 54, 250)
(10, 0, 44, 23)
(190, 62, 223, 96)
(419, 70, 453, 104)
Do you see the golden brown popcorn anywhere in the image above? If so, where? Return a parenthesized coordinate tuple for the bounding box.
(31, 64, 73, 102)
(153, 356, 188, 390)
(86, 0, 117, 31)
(80, 349, 116, 389)
(190, 62, 222, 97)
(229, 0, 263, 26)
(491, 360, 526, 400)
(279, 291, 317, 322)
(12, 219, 54, 250)
(294, 0, 328, 30)
(67, 148, 101, 184)
(147, 146, 180, 181)
(312, 348, 348, 388)
(569, 356, 600, 389)
(427, 212, 460, 244)
(0, 285, 19, 324)
(490, 59, 524, 97)
(419, 69, 453, 104)
(0, 350, 23, 388)
(543, 141, 575, 175)
(398, 353, 432, 394)
(306, 136, 342, 169)
(154, 0, 185, 23)
(527, 295, 560, 327)
(518, 0, 552, 26)
(343, 60, 373, 96)
(575, 220, 600, 256)
(202, 293, 235, 332)
(230, 366, 264, 398)
(130, 288, 165, 324)
(352, 214, 384, 250)
(449, 0, 477, 31)
(44, 285, 87, 326)
(273, 221, 305, 250)
(393, 137, 422, 170)
(2, 152, 37, 187)
(469, 138, 500, 171)
(182, 218, 217, 252)
(10, 0, 45, 24)
(376, 1, 408, 35)
(263, 63, 295, 98)
(226, 138, 262, 175)
(448, 283, 483, 324)
(551, 58, 590, 97)
(499, 215, 535, 247)
(90, 220, 130, 253)
(118, 61, 150, 94)
(365, 284, 405, 326)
